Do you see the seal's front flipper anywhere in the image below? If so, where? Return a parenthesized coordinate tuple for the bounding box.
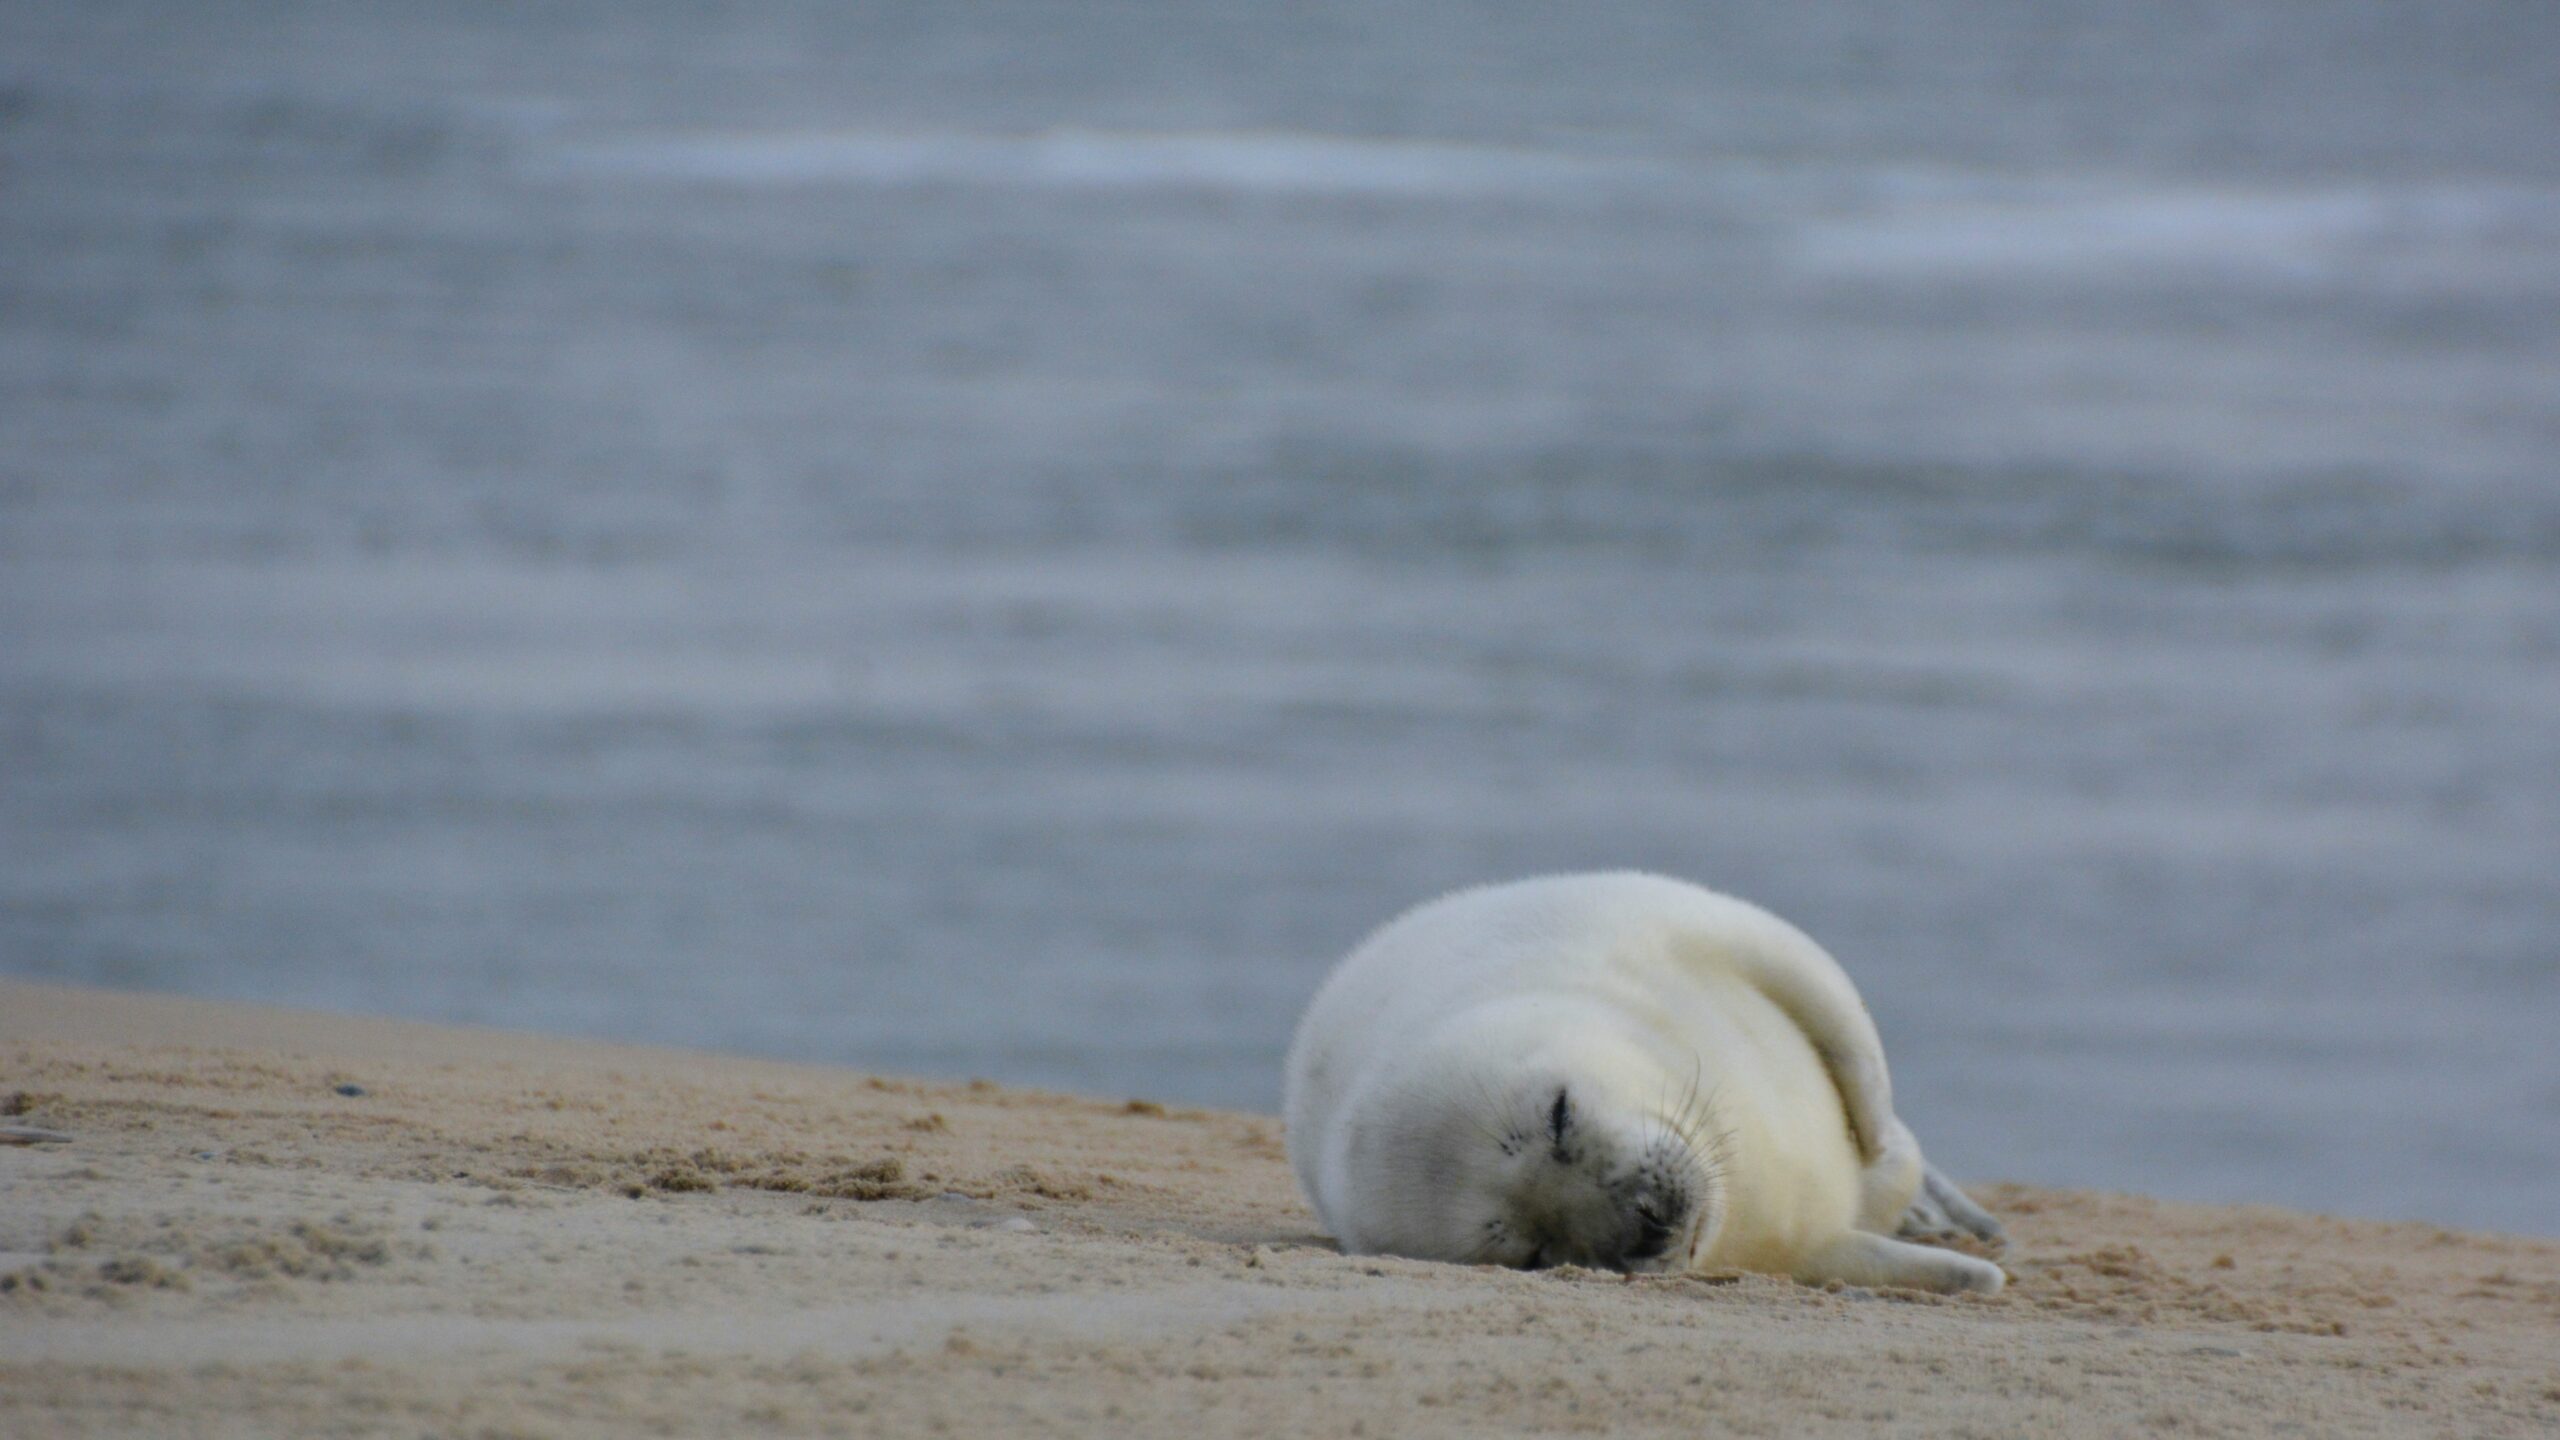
(1795, 1230, 2005, 1296)
(1896, 1164, 2007, 1253)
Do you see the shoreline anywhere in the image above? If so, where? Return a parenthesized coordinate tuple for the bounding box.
(4, 978, 2555, 1437)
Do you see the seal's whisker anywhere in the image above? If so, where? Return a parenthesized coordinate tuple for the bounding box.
(1461, 1072, 1517, 1151)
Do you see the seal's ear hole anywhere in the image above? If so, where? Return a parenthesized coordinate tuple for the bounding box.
(1548, 1087, 1571, 1143)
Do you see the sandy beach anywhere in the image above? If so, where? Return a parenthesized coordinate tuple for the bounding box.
(2, 979, 2553, 1438)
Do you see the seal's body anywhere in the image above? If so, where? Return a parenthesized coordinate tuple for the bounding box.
(1284, 873, 2005, 1294)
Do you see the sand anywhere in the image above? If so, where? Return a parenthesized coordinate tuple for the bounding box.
(2, 979, 2554, 1438)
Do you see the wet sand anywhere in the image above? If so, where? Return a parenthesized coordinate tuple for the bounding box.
(4, 978, 2554, 1438)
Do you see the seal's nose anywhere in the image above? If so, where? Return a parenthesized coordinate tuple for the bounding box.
(1596, 1197, 1684, 1272)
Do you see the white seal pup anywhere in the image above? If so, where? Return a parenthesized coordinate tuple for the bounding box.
(1284, 872, 2006, 1294)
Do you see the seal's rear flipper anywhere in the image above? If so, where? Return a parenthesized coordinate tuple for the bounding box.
(1795, 1230, 2005, 1296)
(1895, 1164, 2007, 1253)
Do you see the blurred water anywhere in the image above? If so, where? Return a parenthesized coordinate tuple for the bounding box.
(2, 2, 2555, 1234)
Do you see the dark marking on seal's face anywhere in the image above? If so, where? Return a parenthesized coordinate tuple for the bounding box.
(1547, 1086, 1572, 1159)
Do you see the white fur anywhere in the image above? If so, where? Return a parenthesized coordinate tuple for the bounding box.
(1284, 872, 2003, 1294)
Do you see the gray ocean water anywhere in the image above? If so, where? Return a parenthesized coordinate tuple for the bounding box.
(3, 3, 2556, 1235)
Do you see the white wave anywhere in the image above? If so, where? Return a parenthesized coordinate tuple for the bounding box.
(1795, 178, 2560, 278)
(536, 126, 1655, 197)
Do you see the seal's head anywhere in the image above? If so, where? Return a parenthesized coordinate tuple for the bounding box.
(1320, 1007, 1722, 1273)
(1467, 1075, 1716, 1272)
